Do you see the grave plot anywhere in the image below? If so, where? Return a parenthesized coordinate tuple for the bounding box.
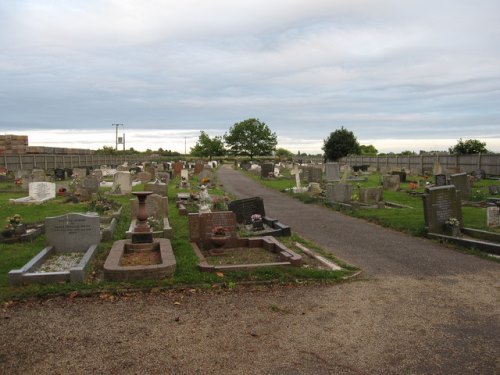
(104, 192, 176, 281)
(422, 185, 500, 255)
(228, 197, 291, 237)
(8, 213, 100, 285)
(189, 211, 301, 272)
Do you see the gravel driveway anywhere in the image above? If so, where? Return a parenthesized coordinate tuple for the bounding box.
(1, 165, 499, 374)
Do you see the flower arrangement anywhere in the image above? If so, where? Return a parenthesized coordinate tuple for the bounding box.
(445, 217, 460, 227)
(5, 214, 23, 230)
(212, 226, 228, 237)
(251, 214, 262, 222)
(201, 177, 210, 184)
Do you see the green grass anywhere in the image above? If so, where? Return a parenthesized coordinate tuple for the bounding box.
(0, 175, 356, 301)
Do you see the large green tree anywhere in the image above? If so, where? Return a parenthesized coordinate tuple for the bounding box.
(360, 144, 378, 156)
(322, 127, 361, 161)
(190, 131, 226, 160)
(224, 118, 277, 158)
(448, 138, 489, 155)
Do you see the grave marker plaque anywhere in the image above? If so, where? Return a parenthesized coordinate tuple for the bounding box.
(29, 182, 56, 201)
(45, 213, 100, 252)
(228, 197, 266, 224)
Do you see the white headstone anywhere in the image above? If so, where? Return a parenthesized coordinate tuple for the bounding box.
(113, 171, 132, 194)
(29, 182, 56, 202)
(487, 206, 500, 227)
(181, 169, 189, 180)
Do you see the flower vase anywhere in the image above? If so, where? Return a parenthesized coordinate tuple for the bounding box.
(211, 235, 229, 248)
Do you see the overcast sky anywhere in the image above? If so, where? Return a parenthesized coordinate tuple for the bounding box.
(1, 0, 499, 154)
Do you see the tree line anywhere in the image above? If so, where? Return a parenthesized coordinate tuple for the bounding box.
(96, 120, 491, 161)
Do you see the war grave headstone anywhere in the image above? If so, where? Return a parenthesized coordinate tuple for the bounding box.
(383, 175, 400, 191)
(358, 187, 384, 205)
(112, 171, 133, 194)
(261, 162, 274, 178)
(487, 206, 500, 228)
(435, 174, 447, 186)
(10, 181, 56, 204)
(128, 193, 172, 238)
(9, 213, 100, 285)
(326, 183, 353, 204)
(422, 185, 462, 234)
(325, 162, 340, 182)
(227, 197, 291, 236)
(450, 172, 470, 200)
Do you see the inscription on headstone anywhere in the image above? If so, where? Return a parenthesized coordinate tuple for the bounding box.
(45, 213, 100, 252)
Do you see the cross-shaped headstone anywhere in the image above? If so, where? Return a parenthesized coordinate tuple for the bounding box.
(291, 165, 302, 189)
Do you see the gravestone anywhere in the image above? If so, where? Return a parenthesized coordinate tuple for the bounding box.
(308, 182, 322, 195)
(72, 168, 87, 178)
(82, 175, 100, 195)
(180, 169, 189, 181)
(131, 193, 168, 220)
(194, 163, 204, 174)
(309, 167, 323, 183)
(46, 213, 100, 252)
(240, 161, 251, 171)
(144, 165, 156, 180)
(359, 187, 383, 204)
(31, 169, 46, 182)
(435, 174, 447, 186)
(112, 171, 132, 194)
(340, 165, 351, 182)
(145, 180, 168, 196)
(54, 168, 66, 180)
(228, 197, 266, 224)
(487, 206, 500, 227)
(172, 162, 183, 176)
(325, 163, 340, 182)
(326, 183, 353, 204)
(31, 182, 56, 201)
(93, 169, 103, 181)
(198, 169, 215, 183)
(290, 165, 306, 193)
(383, 175, 400, 191)
(450, 172, 470, 200)
(432, 161, 443, 176)
(488, 186, 499, 195)
(156, 172, 170, 184)
(391, 171, 406, 183)
(261, 163, 274, 178)
(422, 185, 462, 234)
(137, 171, 152, 183)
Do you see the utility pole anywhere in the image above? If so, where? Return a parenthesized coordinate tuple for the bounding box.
(112, 123, 123, 150)
(184, 137, 187, 158)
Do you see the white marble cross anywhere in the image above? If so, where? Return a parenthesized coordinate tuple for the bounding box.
(291, 165, 302, 189)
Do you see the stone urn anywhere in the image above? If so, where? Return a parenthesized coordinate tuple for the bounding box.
(211, 235, 230, 248)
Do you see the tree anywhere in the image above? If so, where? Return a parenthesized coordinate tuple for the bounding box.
(190, 131, 226, 160)
(224, 118, 277, 158)
(360, 144, 378, 156)
(275, 147, 293, 160)
(400, 150, 417, 156)
(448, 138, 489, 155)
(322, 127, 361, 161)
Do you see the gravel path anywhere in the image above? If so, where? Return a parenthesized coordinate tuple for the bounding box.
(1, 165, 499, 375)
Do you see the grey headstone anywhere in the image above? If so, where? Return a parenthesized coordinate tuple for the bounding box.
(45, 213, 100, 252)
(488, 185, 499, 195)
(487, 206, 500, 227)
(82, 175, 100, 195)
(435, 174, 447, 186)
(450, 173, 470, 200)
(113, 171, 132, 194)
(326, 183, 353, 203)
(359, 187, 384, 204)
(325, 163, 340, 182)
(383, 175, 400, 191)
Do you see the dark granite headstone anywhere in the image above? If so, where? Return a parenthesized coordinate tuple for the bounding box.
(434, 174, 447, 186)
(54, 168, 66, 180)
(422, 185, 462, 234)
(261, 163, 274, 178)
(228, 197, 266, 224)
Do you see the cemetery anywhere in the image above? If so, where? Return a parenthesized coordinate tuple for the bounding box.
(0, 161, 352, 299)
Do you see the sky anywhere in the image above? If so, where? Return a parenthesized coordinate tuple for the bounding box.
(1, 0, 499, 154)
